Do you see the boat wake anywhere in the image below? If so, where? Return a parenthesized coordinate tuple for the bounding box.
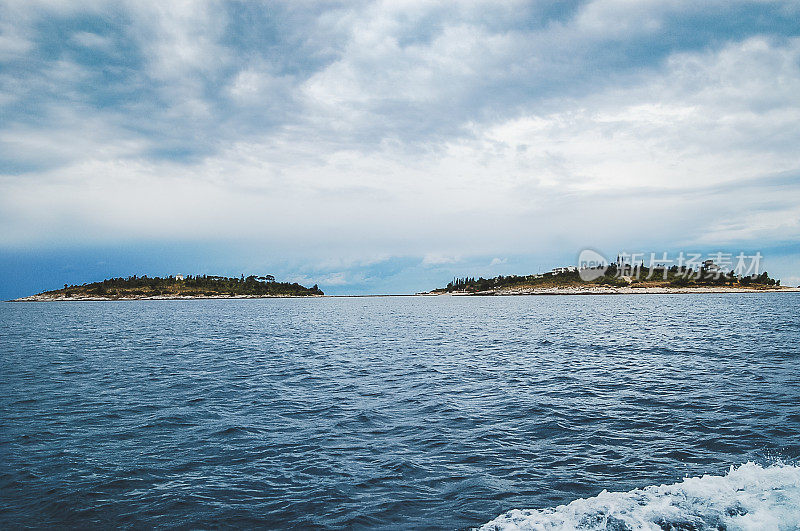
(480, 462, 800, 530)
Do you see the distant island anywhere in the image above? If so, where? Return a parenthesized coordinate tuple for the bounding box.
(15, 274, 324, 301)
(428, 260, 797, 296)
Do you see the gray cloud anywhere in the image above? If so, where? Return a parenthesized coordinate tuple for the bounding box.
(1, 0, 799, 290)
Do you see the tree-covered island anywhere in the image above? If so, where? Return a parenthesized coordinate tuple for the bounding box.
(431, 260, 788, 295)
(18, 274, 323, 300)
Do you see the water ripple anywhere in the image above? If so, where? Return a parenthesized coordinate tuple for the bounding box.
(1, 294, 799, 528)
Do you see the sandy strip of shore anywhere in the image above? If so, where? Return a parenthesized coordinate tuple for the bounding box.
(11, 287, 800, 301)
(12, 294, 323, 302)
(438, 286, 800, 296)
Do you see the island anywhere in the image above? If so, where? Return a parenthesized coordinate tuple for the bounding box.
(427, 260, 798, 296)
(15, 274, 324, 301)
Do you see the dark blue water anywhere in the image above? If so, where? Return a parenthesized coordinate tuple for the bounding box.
(1, 294, 799, 529)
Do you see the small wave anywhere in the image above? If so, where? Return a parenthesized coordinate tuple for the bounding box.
(480, 462, 800, 530)
(212, 425, 263, 436)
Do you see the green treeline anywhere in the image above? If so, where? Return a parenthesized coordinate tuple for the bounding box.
(440, 264, 779, 293)
(52, 274, 323, 298)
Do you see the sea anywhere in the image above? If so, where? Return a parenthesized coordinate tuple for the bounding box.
(1, 293, 799, 529)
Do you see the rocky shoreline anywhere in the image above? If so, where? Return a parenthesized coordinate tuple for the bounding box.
(12, 294, 323, 302)
(12, 287, 800, 301)
(435, 286, 800, 296)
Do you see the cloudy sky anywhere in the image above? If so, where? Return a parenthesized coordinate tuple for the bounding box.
(1, 0, 799, 298)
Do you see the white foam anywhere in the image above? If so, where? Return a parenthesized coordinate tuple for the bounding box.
(480, 462, 800, 530)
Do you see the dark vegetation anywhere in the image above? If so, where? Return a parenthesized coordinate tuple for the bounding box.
(437, 263, 780, 293)
(48, 274, 323, 298)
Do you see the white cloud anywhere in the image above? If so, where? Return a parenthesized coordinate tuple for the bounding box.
(481, 36, 800, 190)
(423, 254, 461, 266)
(699, 206, 800, 245)
(0, 21, 33, 61)
(4, 34, 800, 257)
(288, 271, 367, 286)
(574, 0, 689, 37)
(70, 31, 113, 50)
(0, 0, 112, 61)
(125, 1, 229, 80)
(0, 103, 151, 170)
(1, 2, 799, 287)
(783, 276, 800, 288)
